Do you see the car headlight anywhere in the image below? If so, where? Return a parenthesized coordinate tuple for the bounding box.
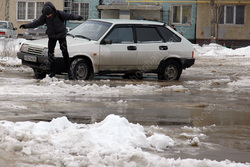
(20, 44, 29, 52)
(42, 48, 48, 56)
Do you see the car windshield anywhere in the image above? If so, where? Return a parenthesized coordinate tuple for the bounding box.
(0, 22, 7, 29)
(69, 20, 112, 41)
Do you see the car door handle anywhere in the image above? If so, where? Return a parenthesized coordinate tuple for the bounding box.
(159, 46, 168, 50)
(127, 46, 137, 51)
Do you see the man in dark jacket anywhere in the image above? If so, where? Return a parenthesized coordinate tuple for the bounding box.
(20, 2, 83, 79)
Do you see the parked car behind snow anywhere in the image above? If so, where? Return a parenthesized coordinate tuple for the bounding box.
(23, 25, 72, 40)
(17, 19, 195, 80)
(0, 21, 17, 38)
(23, 25, 47, 40)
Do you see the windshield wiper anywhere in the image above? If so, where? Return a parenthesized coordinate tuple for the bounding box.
(67, 33, 75, 38)
(75, 35, 91, 41)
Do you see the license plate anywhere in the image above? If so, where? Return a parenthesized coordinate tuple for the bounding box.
(24, 55, 37, 62)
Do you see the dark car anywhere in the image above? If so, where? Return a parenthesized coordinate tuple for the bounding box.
(23, 25, 72, 40)
(23, 25, 47, 40)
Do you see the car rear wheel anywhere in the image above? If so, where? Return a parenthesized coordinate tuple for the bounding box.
(33, 68, 46, 79)
(70, 58, 93, 80)
(158, 60, 182, 81)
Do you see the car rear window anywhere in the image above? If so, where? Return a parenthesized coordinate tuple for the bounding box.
(136, 27, 163, 43)
(158, 26, 181, 42)
(0, 22, 7, 29)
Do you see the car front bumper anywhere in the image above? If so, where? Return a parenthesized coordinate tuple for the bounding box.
(17, 51, 50, 71)
(17, 52, 67, 73)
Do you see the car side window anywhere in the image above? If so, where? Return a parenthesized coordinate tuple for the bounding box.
(105, 27, 134, 44)
(136, 27, 163, 43)
(158, 27, 181, 42)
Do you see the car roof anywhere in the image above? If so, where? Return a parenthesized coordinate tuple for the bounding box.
(89, 19, 165, 26)
(0, 21, 9, 23)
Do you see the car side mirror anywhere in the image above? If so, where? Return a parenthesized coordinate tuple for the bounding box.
(102, 39, 112, 45)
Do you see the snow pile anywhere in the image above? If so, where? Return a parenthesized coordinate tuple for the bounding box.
(0, 38, 25, 66)
(179, 126, 207, 147)
(193, 43, 250, 57)
(0, 115, 249, 167)
(147, 133, 175, 151)
(0, 56, 21, 66)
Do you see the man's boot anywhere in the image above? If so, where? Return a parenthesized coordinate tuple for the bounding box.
(49, 72, 55, 78)
(66, 70, 74, 80)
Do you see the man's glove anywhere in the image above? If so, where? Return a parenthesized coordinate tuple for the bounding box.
(78, 16, 83, 21)
(19, 24, 26, 29)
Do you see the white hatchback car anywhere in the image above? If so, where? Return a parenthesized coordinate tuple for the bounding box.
(0, 21, 17, 38)
(17, 19, 195, 80)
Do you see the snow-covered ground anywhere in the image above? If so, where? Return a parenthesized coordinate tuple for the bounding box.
(0, 115, 248, 167)
(0, 38, 249, 166)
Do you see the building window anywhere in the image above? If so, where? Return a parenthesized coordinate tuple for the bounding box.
(219, 6, 245, 25)
(17, 1, 44, 20)
(172, 5, 192, 24)
(28, 2, 35, 19)
(17, 2, 26, 20)
(36, 2, 44, 19)
(72, 3, 89, 21)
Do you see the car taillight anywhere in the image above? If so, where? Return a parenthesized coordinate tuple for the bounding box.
(0, 32, 6, 35)
(192, 51, 194, 58)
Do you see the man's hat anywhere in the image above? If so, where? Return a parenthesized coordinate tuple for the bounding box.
(44, 6, 53, 15)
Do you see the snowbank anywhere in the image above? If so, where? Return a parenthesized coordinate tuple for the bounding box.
(0, 38, 25, 66)
(193, 43, 250, 57)
(0, 115, 249, 167)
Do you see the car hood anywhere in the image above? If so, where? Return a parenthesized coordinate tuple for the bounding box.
(23, 37, 92, 48)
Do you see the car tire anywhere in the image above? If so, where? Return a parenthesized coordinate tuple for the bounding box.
(33, 69, 46, 79)
(158, 60, 182, 81)
(70, 58, 93, 80)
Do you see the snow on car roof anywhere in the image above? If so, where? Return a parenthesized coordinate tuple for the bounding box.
(89, 19, 165, 26)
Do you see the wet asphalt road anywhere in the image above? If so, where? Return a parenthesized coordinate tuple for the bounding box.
(0, 55, 250, 163)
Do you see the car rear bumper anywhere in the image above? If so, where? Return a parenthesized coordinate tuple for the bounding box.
(181, 58, 195, 69)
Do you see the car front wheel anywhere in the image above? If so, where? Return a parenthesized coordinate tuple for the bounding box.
(158, 60, 182, 81)
(70, 58, 93, 80)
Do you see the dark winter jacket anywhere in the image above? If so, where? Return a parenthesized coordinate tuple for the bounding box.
(23, 2, 82, 39)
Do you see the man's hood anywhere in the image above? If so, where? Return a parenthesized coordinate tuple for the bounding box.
(42, 2, 56, 15)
